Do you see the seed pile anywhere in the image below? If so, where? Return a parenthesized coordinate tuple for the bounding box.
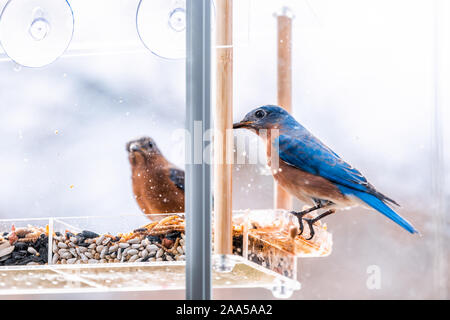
(0, 214, 313, 278)
(52, 230, 186, 264)
(232, 231, 243, 256)
(247, 235, 294, 278)
(51, 216, 186, 265)
(0, 226, 48, 266)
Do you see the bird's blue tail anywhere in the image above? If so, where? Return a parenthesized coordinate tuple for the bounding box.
(339, 186, 418, 234)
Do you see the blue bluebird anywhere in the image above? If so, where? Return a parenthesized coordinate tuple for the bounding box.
(233, 105, 418, 239)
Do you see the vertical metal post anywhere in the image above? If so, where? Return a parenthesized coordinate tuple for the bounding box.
(185, 0, 212, 300)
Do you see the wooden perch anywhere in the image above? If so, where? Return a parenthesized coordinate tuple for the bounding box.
(275, 8, 293, 211)
(214, 0, 233, 255)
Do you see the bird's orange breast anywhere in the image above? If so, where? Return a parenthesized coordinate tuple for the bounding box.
(265, 135, 352, 207)
(130, 155, 184, 216)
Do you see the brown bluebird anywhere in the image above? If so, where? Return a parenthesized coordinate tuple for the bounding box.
(126, 136, 185, 217)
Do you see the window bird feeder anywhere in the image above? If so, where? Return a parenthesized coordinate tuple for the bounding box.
(0, 0, 333, 299)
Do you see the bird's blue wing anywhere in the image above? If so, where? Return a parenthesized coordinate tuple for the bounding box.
(275, 134, 415, 233)
(169, 168, 185, 191)
(276, 134, 371, 194)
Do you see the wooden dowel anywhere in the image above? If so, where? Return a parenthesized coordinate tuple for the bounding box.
(214, 0, 233, 255)
(275, 8, 293, 210)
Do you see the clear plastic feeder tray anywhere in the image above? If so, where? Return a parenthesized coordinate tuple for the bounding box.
(0, 210, 332, 297)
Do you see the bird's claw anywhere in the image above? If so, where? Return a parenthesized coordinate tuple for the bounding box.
(298, 218, 304, 235)
(290, 211, 306, 235)
(303, 208, 336, 240)
(290, 208, 336, 241)
(302, 218, 316, 240)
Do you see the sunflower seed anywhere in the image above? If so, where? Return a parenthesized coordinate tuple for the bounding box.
(165, 255, 174, 261)
(81, 230, 99, 239)
(128, 255, 139, 262)
(146, 244, 158, 252)
(69, 248, 77, 257)
(57, 242, 68, 249)
(0, 242, 11, 250)
(61, 252, 72, 259)
(108, 244, 119, 253)
(119, 243, 130, 249)
(78, 246, 88, 253)
(52, 253, 59, 264)
(95, 235, 105, 245)
(127, 249, 138, 256)
(140, 249, 149, 258)
(100, 246, 108, 259)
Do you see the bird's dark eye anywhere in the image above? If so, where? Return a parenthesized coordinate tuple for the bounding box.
(148, 142, 153, 149)
(255, 110, 265, 119)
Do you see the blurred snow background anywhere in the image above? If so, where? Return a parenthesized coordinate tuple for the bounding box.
(0, 0, 448, 299)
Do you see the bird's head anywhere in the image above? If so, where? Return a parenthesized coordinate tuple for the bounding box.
(233, 105, 293, 132)
(126, 136, 162, 166)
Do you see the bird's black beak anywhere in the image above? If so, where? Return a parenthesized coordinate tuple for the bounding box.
(233, 121, 253, 129)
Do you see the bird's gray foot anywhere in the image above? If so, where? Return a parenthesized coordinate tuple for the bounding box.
(303, 209, 336, 240)
(291, 211, 306, 235)
(290, 203, 326, 235)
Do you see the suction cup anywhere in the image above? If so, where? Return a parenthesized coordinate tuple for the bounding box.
(136, 0, 186, 59)
(137, 0, 215, 59)
(0, 0, 74, 67)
